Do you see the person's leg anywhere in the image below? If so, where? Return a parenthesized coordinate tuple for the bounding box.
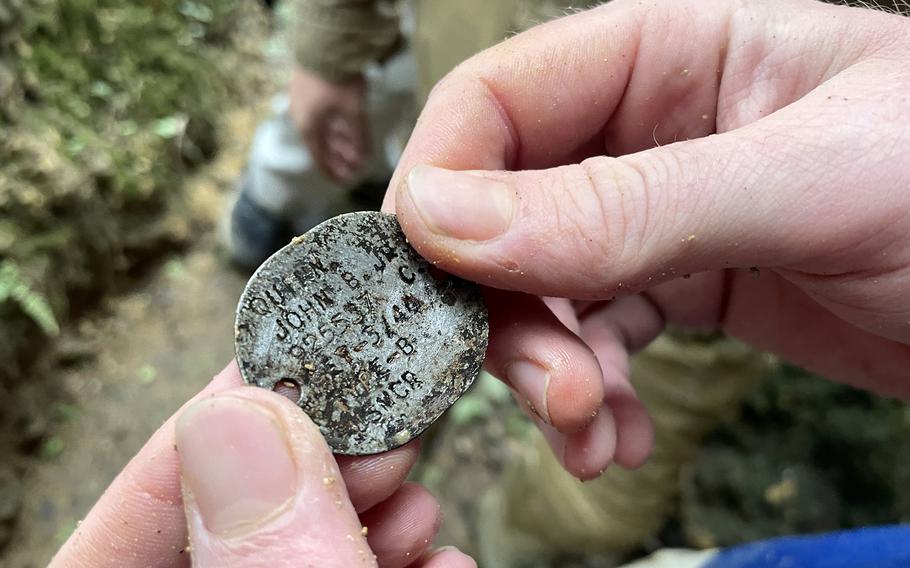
(228, 182, 295, 271)
(228, 93, 342, 269)
(229, 51, 417, 270)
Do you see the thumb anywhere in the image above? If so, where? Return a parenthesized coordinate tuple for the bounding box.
(176, 387, 373, 567)
(393, 110, 899, 300)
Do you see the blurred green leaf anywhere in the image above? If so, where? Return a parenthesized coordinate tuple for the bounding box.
(418, 463, 444, 489)
(163, 257, 186, 280)
(477, 371, 511, 402)
(506, 413, 532, 438)
(137, 364, 158, 385)
(153, 115, 185, 139)
(119, 120, 138, 136)
(0, 260, 60, 337)
(450, 395, 490, 425)
(179, 0, 214, 23)
(40, 436, 65, 459)
(51, 402, 81, 424)
(54, 519, 78, 545)
(90, 80, 113, 99)
(65, 135, 86, 156)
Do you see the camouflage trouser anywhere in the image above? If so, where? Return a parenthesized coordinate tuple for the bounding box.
(480, 332, 772, 566)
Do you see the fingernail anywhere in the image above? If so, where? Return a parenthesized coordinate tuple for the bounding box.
(406, 165, 514, 241)
(427, 545, 462, 559)
(176, 396, 297, 537)
(506, 360, 551, 423)
(564, 406, 616, 481)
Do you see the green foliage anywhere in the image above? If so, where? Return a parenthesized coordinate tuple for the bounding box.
(5, 0, 240, 205)
(137, 364, 158, 385)
(49, 402, 81, 424)
(0, 0, 259, 385)
(39, 435, 65, 459)
(450, 372, 514, 425)
(0, 260, 58, 336)
(683, 365, 910, 546)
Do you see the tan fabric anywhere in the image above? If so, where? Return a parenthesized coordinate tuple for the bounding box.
(293, 0, 907, 85)
(412, 0, 519, 102)
(293, 0, 596, 90)
(497, 332, 772, 556)
(413, 0, 599, 101)
(293, 0, 401, 82)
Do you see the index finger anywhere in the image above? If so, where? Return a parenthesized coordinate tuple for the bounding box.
(381, 0, 876, 214)
(381, 0, 733, 212)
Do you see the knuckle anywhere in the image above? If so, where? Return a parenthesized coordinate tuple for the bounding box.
(118, 463, 180, 513)
(576, 158, 653, 269)
(517, 163, 640, 290)
(522, 167, 614, 287)
(424, 69, 466, 107)
(612, 151, 681, 259)
(569, 151, 686, 285)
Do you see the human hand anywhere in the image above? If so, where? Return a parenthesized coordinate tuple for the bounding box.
(51, 361, 474, 567)
(382, 0, 910, 478)
(289, 65, 369, 183)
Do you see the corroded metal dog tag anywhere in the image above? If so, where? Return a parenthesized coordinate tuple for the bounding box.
(234, 211, 488, 455)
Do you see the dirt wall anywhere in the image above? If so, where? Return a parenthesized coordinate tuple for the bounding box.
(0, 0, 267, 550)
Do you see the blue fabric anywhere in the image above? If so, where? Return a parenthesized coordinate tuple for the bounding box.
(702, 525, 910, 568)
